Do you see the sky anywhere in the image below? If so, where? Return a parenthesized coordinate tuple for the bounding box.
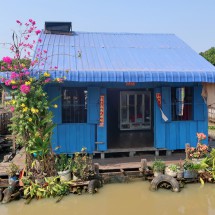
(0, 0, 215, 58)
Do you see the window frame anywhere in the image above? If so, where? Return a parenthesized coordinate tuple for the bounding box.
(61, 87, 88, 123)
(171, 87, 193, 121)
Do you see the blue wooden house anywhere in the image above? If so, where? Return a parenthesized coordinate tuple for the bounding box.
(32, 22, 215, 157)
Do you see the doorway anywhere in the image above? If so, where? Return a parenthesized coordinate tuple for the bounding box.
(107, 89, 154, 149)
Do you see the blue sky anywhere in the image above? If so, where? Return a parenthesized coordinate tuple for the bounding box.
(0, 0, 215, 58)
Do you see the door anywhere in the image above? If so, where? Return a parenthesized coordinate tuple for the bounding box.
(120, 91, 151, 130)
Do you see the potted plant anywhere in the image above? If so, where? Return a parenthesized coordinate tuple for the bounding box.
(6, 162, 19, 184)
(165, 164, 178, 177)
(152, 159, 165, 177)
(71, 148, 93, 181)
(55, 154, 72, 181)
(176, 160, 184, 179)
(186, 133, 208, 162)
(183, 160, 200, 179)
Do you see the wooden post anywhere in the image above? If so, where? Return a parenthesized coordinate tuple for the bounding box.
(155, 150, 159, 156)
(94, 163, 100, 175)
(185, 143, 190, 160)
(140, 159, 147, 172)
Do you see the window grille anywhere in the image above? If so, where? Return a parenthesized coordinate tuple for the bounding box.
(62, 88, 88, 123)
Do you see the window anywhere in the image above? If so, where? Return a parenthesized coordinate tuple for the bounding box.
(120, 91, 151, 130)
(62, 88, 88, 123)
(171, 87, 193, 121)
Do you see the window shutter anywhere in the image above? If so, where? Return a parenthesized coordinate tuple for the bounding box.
(87, 87, 100, 124)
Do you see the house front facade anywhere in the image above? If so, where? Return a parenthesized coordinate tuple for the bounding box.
(24, 22, 215, 156)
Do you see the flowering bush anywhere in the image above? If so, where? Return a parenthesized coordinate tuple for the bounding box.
(186, 133, 208, 159)
(0, 19, 64, 176)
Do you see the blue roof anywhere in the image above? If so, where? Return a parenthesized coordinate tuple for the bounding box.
(2, 32, 215, 83)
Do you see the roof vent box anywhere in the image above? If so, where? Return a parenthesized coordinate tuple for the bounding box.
(45, 22, 72, 35)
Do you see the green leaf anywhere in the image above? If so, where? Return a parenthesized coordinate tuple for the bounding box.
(199, 177, 205, 185)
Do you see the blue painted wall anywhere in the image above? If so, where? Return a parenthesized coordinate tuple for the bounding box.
(46, 85, 99, 154)
(46, 82, 208, 153)
(154, 84, 208, 150)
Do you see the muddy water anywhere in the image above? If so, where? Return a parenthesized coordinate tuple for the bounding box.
(1, 180, 215, 215)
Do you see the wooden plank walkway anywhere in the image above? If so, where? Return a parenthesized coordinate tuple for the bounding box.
(0, 148, 186, 176)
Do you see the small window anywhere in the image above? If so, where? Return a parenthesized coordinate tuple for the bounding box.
(171, 87, 193, 121)
(62, 88, 88, 123)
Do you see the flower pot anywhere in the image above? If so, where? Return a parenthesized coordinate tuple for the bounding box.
(58, 169, 71, 181)
(191, 158, 204, 164)
(154, 171, 163, 177)
(72, 173, 81, 181)
(183, 170, 198, 179)
(165, 167, 177, 177)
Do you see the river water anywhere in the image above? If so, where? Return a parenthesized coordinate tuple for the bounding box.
(1, 179, 215, 215)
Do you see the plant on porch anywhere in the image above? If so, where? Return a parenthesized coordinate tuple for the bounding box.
(186, 133, 208, 159)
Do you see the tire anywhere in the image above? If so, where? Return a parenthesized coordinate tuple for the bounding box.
(88, 179, 101, 194)
(150, 174, 180, 192)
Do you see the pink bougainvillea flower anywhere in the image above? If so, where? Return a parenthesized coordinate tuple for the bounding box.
(25, 71, 30, 76)
(38, 38, 42, 43)
(10, 72, 19, 79)
(16, 20, 22, 25)
(1, 66, 5, 70)
(10, 106, 15, 112)
(20, 84, 31, 94)
(43, 50, 47, 54)
(19, 72, 24, 77)
(29, 19, 33, 22)
(12, 85, 18, 89)
(2, 56, 12, 64)
(30, 62, 35, 67)
(44, 78, 51, 83)
(5, 80, 11, 86)
(35, 30, 41, 35)
(1, 78, 5, 82)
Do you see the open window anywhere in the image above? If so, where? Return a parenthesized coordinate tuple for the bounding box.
(171, 87, 193, 121)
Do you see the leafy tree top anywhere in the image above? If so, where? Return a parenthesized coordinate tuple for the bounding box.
(200, 47, 215, 66)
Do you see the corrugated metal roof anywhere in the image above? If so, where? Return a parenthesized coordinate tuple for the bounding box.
(2, 32, 215, 83)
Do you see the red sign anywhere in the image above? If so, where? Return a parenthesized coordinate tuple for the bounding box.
(99, 95, 105, 127)
(125, 82, 136, 86)
(156, 93, 162, 108)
